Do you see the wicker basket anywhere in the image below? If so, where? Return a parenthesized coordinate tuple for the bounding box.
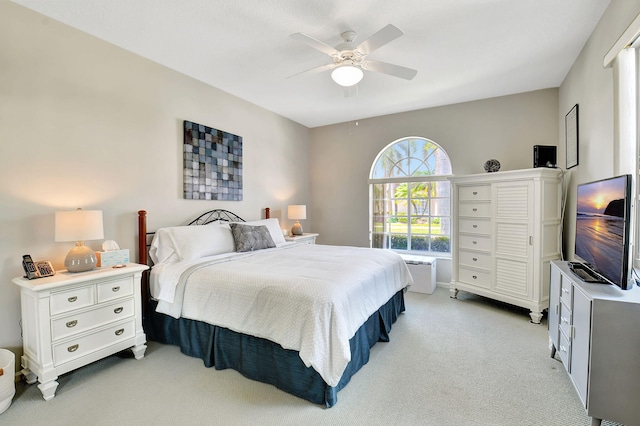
(0, 349, 15, 415)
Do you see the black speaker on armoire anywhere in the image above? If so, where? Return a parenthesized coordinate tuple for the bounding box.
(533, 145, 557, 168)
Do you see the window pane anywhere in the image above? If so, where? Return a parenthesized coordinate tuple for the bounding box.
(410, 235, 430, 251)
(430, 236, 451, 253)
(390, 234, 408, 250)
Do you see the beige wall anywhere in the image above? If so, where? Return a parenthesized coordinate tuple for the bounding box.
(558, 1, 640, 260)
(309, 89, 559, 248)
(0, 3, 311, 352)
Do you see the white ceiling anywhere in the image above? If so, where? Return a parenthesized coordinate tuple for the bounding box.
(12, 0, 611, 128)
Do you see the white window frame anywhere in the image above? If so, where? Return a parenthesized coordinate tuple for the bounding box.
(368, 137, 453, 256)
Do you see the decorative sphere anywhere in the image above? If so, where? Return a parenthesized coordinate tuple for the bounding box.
(484, 159, 501, 173)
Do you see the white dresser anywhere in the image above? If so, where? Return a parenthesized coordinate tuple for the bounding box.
(549, 261, 640, 426)
(13, 263, 148, 400)
(449, 168, 562, 322)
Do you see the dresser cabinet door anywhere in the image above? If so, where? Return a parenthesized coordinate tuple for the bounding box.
(570, 286, 592, 406)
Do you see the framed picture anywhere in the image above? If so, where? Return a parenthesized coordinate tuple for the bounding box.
(565, 104, 579, 169)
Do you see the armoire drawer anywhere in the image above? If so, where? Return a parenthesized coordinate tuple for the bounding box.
(458, 203, 491, 218)
(458, 250, 491, 270)
(458, 234, 491, 252)
(458, 218, 491, 235)
(458, 267, 491, 288)
(458, 185, 491, 201)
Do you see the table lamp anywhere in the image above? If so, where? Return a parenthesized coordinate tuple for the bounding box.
(288, 205, 306, 236)
(55, 209, 104, 272)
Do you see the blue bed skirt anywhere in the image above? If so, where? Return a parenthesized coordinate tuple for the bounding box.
(144, 289, 405, 407)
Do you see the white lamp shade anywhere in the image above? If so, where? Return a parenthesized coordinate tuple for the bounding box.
(55, 210, 104, 242)
(331, 65, 364, 87)
(287, 205, 307, 220)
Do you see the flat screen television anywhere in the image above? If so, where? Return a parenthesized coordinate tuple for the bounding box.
(573, 174, 633, 290)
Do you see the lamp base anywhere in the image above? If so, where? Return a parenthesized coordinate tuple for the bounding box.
(291, 221, 303, 236)
(65, 242, 97, 272)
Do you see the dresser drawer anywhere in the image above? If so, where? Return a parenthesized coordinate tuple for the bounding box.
(53, 319, 135, 366)
(50, 285, 94, 316)
(459, 234, 491, 252)
(51, 298, 135, 341)
(459, 267, 491, 288)
(458, 185, 491, 201)
(458, 203, 491, 218)
(560, 275, 573, 307)
(459, 250, 491, 270)
(97, 276, 134, 304)
(458, 218, 491, 235)
(559, 301, 572, 338)
(558, 330, 571, 369)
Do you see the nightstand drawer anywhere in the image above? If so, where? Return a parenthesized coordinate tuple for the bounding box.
(51, 298, 135, 341)
(558, 331, 571, 369)
(53, 319, 135, 365)
(50, 285, 94, 315)
(97, 276, 134, 303)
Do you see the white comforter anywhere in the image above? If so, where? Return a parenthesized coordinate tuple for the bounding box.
(150, 244, 412, 387)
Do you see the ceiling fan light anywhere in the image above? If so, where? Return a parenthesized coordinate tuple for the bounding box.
(331, 65, 363, 87)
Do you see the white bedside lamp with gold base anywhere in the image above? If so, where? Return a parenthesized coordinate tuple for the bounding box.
(55, 209, 104, 272)
(287, 205, 306, 236)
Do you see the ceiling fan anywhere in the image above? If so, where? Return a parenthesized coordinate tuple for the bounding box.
(288, 24, 417, 87)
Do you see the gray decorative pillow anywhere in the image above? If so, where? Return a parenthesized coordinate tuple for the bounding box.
(230, 223, 276, 252)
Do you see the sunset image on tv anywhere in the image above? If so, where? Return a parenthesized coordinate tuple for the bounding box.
(575, 175, 629, 286)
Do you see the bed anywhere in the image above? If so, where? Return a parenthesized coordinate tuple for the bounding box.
(137, 209, 412, 407)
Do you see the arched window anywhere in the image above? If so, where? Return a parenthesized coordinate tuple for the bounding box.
(369, 137, 452, 254)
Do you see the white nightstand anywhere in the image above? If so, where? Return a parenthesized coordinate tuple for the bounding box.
(285, 233, 319, 245)
(12, 263, 148, 400)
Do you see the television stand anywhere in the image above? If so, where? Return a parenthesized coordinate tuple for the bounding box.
(568, 262, 608, 284)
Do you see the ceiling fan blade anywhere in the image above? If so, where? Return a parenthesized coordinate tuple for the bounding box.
(290, 32, 339, 56)
(357, 24, 404, 55)
(286, 62, 335, 79)
(362, 59, 417, 80)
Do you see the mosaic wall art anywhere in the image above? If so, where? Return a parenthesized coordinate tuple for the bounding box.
(183, 120, 243, 200)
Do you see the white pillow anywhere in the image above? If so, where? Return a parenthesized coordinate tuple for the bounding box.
(149, 223, 235, 264)
(240, 218, 287, 247)
(149, 228, 179, 265)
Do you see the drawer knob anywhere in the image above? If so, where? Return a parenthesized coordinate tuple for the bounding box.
(472, 208, 478, 212)
(561, 316, 569, 324)
(472, 257, 478, 261)
(562, 288, 570, 294)
(473, 191, 478, 195)
(67, 344, 79, 353)
(114, 307, 124, 314)
(68, 296, 77, 303)
(115, 328, 124, 336)
(559, 345, 567, 353)
(472, 241, 477, 244)
(66, 320, 78, 328)
(472, 275, 477, 279)
(112, 286, 120, 292)
(472, 224, 478, 228)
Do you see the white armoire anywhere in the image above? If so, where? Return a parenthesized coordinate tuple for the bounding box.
(449, 168, 562, 323)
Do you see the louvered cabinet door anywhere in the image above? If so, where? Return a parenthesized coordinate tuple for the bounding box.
(493, 181, 533, 299)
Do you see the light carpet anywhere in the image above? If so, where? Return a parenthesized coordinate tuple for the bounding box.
(1, 288, 623, 425)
